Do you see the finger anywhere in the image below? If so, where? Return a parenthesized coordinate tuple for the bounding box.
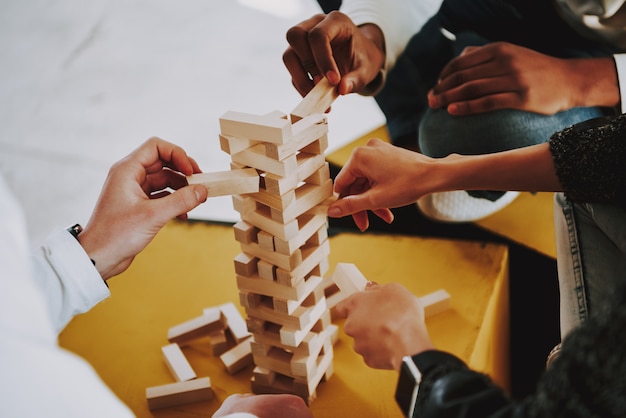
(372, 208, 394, 224)
(352, 211, 369, 232)
(334, 298, 351, 319)
(149, 185, 208, 225)
(284, 48, 315, 97)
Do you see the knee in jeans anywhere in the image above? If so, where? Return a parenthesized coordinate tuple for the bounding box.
(419, 108, 556, 158)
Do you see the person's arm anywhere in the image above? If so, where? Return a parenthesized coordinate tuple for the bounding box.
(329, 113, 626, 230)
(333, 283, 520, 418)
(428, 42, 620, 116)
(283, 0, 441, 97)
(31, 137, 209, 332)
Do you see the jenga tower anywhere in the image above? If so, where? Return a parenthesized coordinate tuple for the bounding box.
(218, 80, 339, 404)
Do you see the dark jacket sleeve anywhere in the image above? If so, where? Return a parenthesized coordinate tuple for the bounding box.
(549, 113, 626, 209)
(411, 286, 626, 418)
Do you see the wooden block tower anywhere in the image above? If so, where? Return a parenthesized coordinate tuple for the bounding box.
(218, 79, 339, 404)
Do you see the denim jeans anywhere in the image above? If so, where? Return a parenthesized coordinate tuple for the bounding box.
(555, 193, 626, 338)
(374, 0, 618, 200)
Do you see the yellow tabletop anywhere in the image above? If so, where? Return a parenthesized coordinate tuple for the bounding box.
(59, 220, 509, 417)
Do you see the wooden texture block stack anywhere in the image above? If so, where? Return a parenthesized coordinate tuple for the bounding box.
(219, 80, 338, 404)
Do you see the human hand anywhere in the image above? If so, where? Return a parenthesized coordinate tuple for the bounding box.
(328, 138, 442, 231)
(428, 42, 579, 116)
(283, 11, 385, 98)
(334, 282, 435, 371)
(212, 393, 313, 418)
(78, 137, 208, 280)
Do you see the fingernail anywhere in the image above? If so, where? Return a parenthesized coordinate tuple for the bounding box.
(327, 206, 342, 217)
(194, 186, 207, 202)
(326, 71, 339, 84)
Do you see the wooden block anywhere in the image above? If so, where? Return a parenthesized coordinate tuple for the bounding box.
(248, 187, 296, 212)
(233, 221, 258, 245)
(232, 143, 298, 178)
(232, 194, 258, 215)
(274, 215, 327, 255)
(290, 77, 339, 122)
(219, 133, 259, 155)
(264, 153, 326, 195)
(251, 322, 325, 356)
(237, 272, 312, 301)
(245, 294, 326, 331)
(241, 204, 300, 242)
(240, 241, 303, 271)
(331, 263, 369, 297)
(187, 168, 259, 197)
(218, 302, 251, 343)
(278, 298, 328, 347)
(209, 329, 230, 356)
(270, 179, 333, 223)
(272, 275, 323, 315)
(161, 343, 196, 382)
(220, 110, 292, 144)
(234, 252, 258, 277)
(256, 259, 276, 281)
(220, 336, 254, 374)
(257, 230, 275, 252)
(167, 309, 226, 345)
(146, 377, 213, 410)
(264, 114, 328, 160)
(275, 240, 330, 286)
(421, 289, 452, 318)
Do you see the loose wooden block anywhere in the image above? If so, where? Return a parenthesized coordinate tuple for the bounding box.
(209, 329, 230, 356)
(220, 336, 254, 374)
(331, 263, 369, 297)
(161, 343, 196, 382)
(187, 168, 259, 197)
(219, 110, 292, 144)
(290, 77, 339, 122)
(167, 308, 226, 345)
(218, 302, 251, 343)
(146, 377, 213, 410)
(421, 289, 452, 318)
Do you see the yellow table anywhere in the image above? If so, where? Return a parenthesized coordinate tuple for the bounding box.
(59, 220, 509, 417)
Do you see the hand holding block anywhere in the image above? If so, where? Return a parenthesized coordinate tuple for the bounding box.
(290, 77, 339, 122)
(187, 168, 259, 197)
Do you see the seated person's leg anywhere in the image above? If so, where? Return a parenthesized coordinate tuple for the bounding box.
(556, 192, 626, 339)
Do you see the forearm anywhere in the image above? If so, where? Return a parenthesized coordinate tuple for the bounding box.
(568, 57, 620, 109)
(433, 143, 562, 194)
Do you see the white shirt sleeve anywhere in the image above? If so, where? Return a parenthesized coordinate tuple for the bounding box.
(0, 176, 133, 418)
(613, 53, 626, 113)
(341, 0, 443, 71)
(32, 226, 110, 333)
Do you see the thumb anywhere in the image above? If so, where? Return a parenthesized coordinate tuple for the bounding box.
(327, 193, 371, 218)
(153, 184, 208, 223)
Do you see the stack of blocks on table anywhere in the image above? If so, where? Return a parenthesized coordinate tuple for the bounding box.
(219, 108, 340, 405)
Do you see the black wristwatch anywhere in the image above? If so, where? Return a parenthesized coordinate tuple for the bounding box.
(395, 356, 422, 417)
(395, 351, 467, 417)
(66, 223, 83, 240)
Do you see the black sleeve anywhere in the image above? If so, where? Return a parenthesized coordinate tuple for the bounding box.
(549, 113, 626, 209)
(411, 351, 523, 418)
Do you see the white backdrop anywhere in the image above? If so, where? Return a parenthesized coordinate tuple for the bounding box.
(0, 0, 385, 244)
